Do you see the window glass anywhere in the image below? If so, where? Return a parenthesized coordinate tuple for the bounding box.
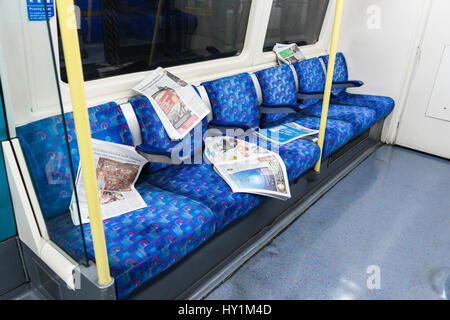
(60, 0, 252, 82)
(264, 0, 329, 51)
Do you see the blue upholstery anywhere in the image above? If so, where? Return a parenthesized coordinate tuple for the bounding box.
(263, 115, 354, 159)
(147, 164, 264, 232)
(301, 103, 377, 137)
(293, 58, 326, 107)
(17, 101, 217, 300)
(16, 102, 134, 220)
(255, 64, 298, 127)
(321, 52, 349, 96)
(147, 139, 320, 231)
(320, 53, 395, 122)
(129, 96, 208, 173)
(331, 93, 395, 123)
(294, 117, 354, 159)
(46, 181, 216, 300)
(202, 73, 260, 129)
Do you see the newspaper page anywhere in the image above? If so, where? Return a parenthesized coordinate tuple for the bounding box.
(133, 67, 210, 141)
(205, 137, 291, 200)
(70, 139, 148, 226)
(273, 43, 305, 65)
(255, 122, 319, 145)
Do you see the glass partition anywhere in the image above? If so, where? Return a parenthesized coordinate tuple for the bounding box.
(60, 0, 253, 82)
(0, 1, 89, 265)
(264, 0, 329, 51)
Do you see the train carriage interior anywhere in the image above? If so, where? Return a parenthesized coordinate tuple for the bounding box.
(0, 0, 448, 302)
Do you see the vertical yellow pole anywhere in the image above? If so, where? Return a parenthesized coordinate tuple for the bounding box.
(314, 0, 345, 172)
(56, 0, 112, 286)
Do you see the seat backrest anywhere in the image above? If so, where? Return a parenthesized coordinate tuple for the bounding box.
(201, 73, 260, 129)
(128, 88, 209, 173)
(255, 64, 298, 127)
(320, 52, 349, 96)
(16, 102, 134, 220)
(293, 57, 326, 107)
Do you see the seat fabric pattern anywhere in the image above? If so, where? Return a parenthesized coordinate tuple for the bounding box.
(129, 96, 208, 173)
(147, 164, 264, 232)
(255, 64, 298, 127)
(293, 58, 326, 107)
(16, 102, 134, 220)
(46, 181, 216, 300)
(147, 137, 321, 231)
(331, 93, 395, 123)
(293, 117, 354, 159)
(301, 103, 377, 137)
(321, 52, 348, 96)
(202, 73, 260, 128)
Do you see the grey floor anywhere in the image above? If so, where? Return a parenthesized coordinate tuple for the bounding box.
(206, 145, 450, 300)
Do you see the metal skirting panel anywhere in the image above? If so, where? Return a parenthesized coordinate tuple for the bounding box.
(0, 237, 26, 296)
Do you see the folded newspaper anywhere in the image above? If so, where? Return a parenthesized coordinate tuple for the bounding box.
(255, 122, 319, 145)
(133, 67, 210, 141)
(273, 43, 305, 65)
(70, 139, 148, 226)
(205, 137, 291, 200)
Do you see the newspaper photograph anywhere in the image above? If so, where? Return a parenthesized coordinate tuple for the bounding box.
(205, 137, 291, 200)
(70, 139, 148, 226)
(133, 67, 210, 141)
(255, 122, 319, 145)
(273, 43, 305, 65)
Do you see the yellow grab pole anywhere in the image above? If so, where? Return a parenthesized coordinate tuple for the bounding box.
(314, 0, 345, 172)
(56, 0, 112, 286)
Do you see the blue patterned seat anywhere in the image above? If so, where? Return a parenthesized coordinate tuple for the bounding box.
(16, 102, 217, 300)
(292, 57, 378, 137)
(293, 117, 354, 159)
(300, 103, 377, 138)
(255, 64, 299, 127)
(129, 96, 208, 173)
(261, 115, 354, 159)
(46, 181, 216, 300)
(320, 53, 395, 122)
(146, 138, 320, 231)
(202, 73, 260, 129)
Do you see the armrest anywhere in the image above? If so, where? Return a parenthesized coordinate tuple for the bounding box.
(136, 144, 173, 157)
(136, 144, 193, 164)
(209, 120, 254, 131)
(298, 80, 364, 100)
(332, 80, 364, 89)
(260, 102, 304, 114)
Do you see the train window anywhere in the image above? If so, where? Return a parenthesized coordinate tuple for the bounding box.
(264, 0, 329, 51)
(59, 0, 252, 82)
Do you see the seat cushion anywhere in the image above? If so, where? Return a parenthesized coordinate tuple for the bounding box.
(255, 64, 298, 127)
(147, 138, 320, 231)
(147, 164, 265, 232)
(331, 93, 395, 123)
(16, 102, 134, 220)
(320, 52, 349, 96)
(46, 181, 216, 300)
(300, 103, 377, 137)
(293, 58, 326, 107)
(293, 117, 354, 159)
(202, 73, 260, 128)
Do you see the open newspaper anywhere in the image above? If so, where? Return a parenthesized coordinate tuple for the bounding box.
(205, 137, 291, 200)
(255, 122, 319, 145)
(70, 139, 148, 226)
(273, 43, 305, 65)
(133, 67, 210, 141)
